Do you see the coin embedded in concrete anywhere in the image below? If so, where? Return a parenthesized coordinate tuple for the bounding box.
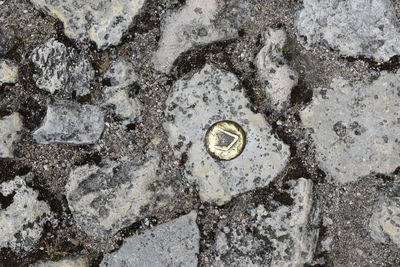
(205, 121, 246, 160)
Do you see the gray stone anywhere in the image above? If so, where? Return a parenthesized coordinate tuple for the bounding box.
(0, 175, 52, 252)
(0, 25, 15, 55)
(30, 0, 145, 49)
(33, 101, 104, 145)
(213, 178, 319, 266)
(30, 38, 94, 97)
(163, 64, 289, 205)
(295, 0, 400, 62)
(0, 59, 18, 85)
(100, 211, 199, 267)
(0, 112, 22, 158)
(31, 257, 88, 267)
(255, 28, 298, 111)
(300, 71, 400, 183)
(369, 182, 400, 247)
(103, 58, 142, 122)
(66, 150, 161, 238)
(152, 0, 239, 74)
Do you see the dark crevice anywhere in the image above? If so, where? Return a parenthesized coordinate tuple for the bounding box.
(342, 55, 400, 72)
(0, 191, 16, 210)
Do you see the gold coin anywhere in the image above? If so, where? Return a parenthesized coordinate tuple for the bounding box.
(204, 120, 246, 161)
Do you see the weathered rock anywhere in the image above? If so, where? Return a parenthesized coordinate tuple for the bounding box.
(255, 28, 298, 111)
(30, 38, 94, 97)
(30, 0, 145, 49)
(164, 64, 289, 205)
(0, 25, 15, 55)
(213, 178, 319, 266)
(31, 257, 88, 267)
(0, 112, 23, 158)
(295, 0, 400, 62)
(33, 101, 104, 145)
(65, 150, 161, 237)
(152, 0, 239, 74)
(100, 211, 199, 267)
(0, 59, 18, 85)
(103, 58, 142, 121)
(369, 182, 400, 247)
(300, 71, 400, 183)
(0, 175, 52, 252)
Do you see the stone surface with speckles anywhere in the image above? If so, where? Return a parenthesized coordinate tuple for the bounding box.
(0, 112, 22, 158)
(0, 59, 18, 86)
(163, 64, 290, 205)
(30, 256, 89, 267)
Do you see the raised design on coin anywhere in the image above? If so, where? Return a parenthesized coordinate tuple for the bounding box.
(205, 121, 246, 160)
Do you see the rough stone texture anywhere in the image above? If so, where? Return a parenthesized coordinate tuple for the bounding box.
(30, 0, 145, 49)
(152, 0, 239, 74)
(65, 150, 161, 238)
(255, 28, 298, 111)
(0, 25, 15, 55)
(31, 257, 89, 267)
(0, 175, 52, 252)
(33, 101, 104, 145)
(103, 58, 142, 122)
(295, 0, 400, 62)
(0, 112, 23, 158)
(30, 38, 94, 96)
(369, 182, 400, 247)
(100, 211, 199, 267)
(213, 178, 319, 266)
(164, 64, 290, 205)
(0, 59, 18, 85)
(300, 71, 400, 184)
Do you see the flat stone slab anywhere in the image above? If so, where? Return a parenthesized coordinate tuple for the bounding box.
(30, 38, 94, 97)
(295, 0, 400, 62)
(300, 71, 400, 183)
(163, 64, 289, 205)
(33, 101, 104, 145)
(213, 178, 319, 266)
(152, 0, 238, 74)
(66, 150, 161, 237)
(100, 211, 199, 267)
(0, 175, 52, 252)
(30, 0, 145, 49)
(0, 59, 18, 86)
(255, 28, 298, 111)
(0, 112, 22, 158)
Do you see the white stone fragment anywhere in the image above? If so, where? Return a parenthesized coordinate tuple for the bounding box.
(0, 59, 18, 85)
(30, 38, 94, 96)
(163, 64, 289, 205)
(29, 0, 145, 49)
(66, 150, 161, 237)
(295, 0, 400, 62)
(0, 112, 23, 158)
(100, 211, 199, 267)
(255, 28, 298, 111)
(152, 0, 238, 73)
(30, 257, 88, 267)
(0, 175, 51, 252)
(33, 101, 104, 145)
(300, 71, 400, 183)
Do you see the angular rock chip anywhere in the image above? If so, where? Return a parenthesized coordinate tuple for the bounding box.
(30, 256, 88, 267)
(295, 0, 400, 62)
(369, 182, 400, 247)
(164, 64, 290, 205)
(100, 211, 199, 267)
(30, 38, 94, 97)
(66, 150, 161, 237)
(152, 0, 239, 73)
(300, 71, 400, 183)
(0, 112, 22, 158)
(33, 101, 104, 145)
(0, 59, 18, 86)
(0, 175, 52, 252)
(213, 178, 319, 266)
(0, 25, 15, 55)
(255, 28, 298, 111)
(30, 0, 145, 49)
(103, 58, 142, 121)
